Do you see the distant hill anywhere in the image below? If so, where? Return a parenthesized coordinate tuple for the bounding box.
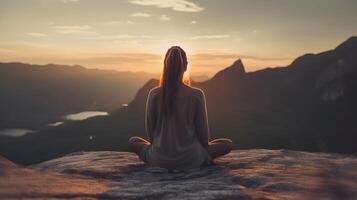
(1, 37, 357, 164)
(0, 63, 155, 129)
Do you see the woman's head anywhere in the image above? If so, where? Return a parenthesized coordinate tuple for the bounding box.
(159, 46, 189, 87)
(159, 46, 190, 115)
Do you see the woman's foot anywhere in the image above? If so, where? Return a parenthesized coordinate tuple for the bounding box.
(128, 136, 150, 155)
(207, 138, 233, 159)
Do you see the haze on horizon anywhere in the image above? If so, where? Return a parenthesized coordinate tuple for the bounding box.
(0, 0, 356, 76)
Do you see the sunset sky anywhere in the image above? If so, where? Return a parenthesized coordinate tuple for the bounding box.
(0, 0, 357, 76)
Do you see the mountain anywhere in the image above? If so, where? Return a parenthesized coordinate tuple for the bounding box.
(210, 59, 246, 81)
(1, 149, 356, 200)
(0, 62, 155, 129)
(1, 37, 357, 164)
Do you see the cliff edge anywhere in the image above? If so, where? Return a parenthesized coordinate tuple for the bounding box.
(1, 149, 356, 200)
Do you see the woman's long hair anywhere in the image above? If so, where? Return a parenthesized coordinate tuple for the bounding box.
(159, 46, 191, 116)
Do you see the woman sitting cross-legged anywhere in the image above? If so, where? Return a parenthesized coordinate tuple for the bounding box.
(128, 46, 232, 171)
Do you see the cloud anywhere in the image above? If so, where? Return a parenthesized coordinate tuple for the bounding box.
(26, 32, 48, 37)
(103, 20, 135, 26)
(187, 52, 294, 75)
(53, 25, 91, 30)
(52, 25, 97, 35)
(0, 48, 16, 55)
(191, 53, 293, 62)
(82, 53, 161, 65)
(159, 15, 170, 21)
(82, 34, 152, 40)
(62, 0, 80, 3)
(83, 35, 132, 40)
(8, 41, 49, 49)
(128, 0, 204, 12)
(190, 20, 197, 24)
(191, 35, 230, 40)
(252, 30, 261, 34)
(131, 12, 152, 17)
(58, 52, 163, 71)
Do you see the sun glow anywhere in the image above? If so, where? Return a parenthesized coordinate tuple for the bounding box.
(183, 63, 192, 85)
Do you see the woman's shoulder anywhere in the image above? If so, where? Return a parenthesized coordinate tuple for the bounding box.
(149, 86, 161, 93)
(149, 85, 205, 99)
(189, 86, 205, 97)
(148, 86, 161, 97)
(183, 86, 205, 101)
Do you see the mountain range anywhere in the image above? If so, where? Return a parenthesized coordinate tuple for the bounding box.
(0, 63, 155, 129)
(1, 36, 356, 164)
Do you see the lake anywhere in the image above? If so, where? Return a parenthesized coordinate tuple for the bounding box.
(0, 111, 109, 137)
(64, 111, 108, 121)
(0, 129, 33, 137)
(48, 111, 109, 126)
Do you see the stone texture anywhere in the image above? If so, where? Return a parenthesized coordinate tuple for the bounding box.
(1, 149, 357, 200)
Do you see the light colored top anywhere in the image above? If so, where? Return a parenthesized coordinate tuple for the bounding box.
(140, 85, 212, 171)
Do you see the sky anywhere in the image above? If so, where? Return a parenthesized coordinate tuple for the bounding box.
(0, 0, 357, 76)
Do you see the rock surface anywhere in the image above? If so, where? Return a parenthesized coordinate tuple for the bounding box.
(1, 149, 357, 200)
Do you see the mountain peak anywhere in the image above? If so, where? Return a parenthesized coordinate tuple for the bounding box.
(230, 59, 246, 73)
(211, 59, 246, 81)
(335, 36, 357, 53)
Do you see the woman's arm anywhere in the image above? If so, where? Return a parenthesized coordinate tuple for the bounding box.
(145, 89, 156, 143)
(195, 89, 210, 148)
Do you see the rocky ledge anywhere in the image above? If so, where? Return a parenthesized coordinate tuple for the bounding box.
(1, 149, 357, 200)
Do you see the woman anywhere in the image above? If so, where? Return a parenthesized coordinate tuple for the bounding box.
(128, 46, 232, 171)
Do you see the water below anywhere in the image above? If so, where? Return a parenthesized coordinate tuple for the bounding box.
(48, 122, 64, 126)
(0, 129, 33, 137)
(0, 111, 109, 137)
(64, 111, 108, 121)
